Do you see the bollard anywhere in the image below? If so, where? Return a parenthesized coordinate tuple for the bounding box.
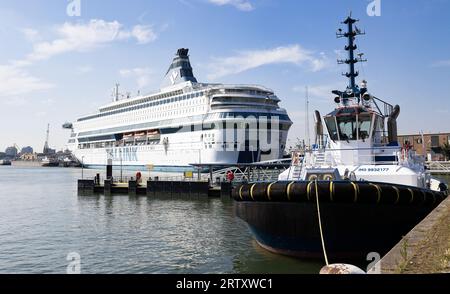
(104, 179, 112, 196)
(220, 182, 232, 198)
(146, 180, 155, 196)
(319, 264, 366, 274)
(128, 180, 137, 196)
(106, 159, 113, 179)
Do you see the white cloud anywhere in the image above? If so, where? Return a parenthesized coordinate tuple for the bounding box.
(18, 20, 157, 65)
(207, 0, 254, 11)
(207, 45, 328, 80)
(0, 65, 54, 98)
(21, 28, 41, 42)
(130, 25, 157, 44)
(431, 60, 450, 67)
(120, 67, 153, 89)
(4, 20, 157, 94)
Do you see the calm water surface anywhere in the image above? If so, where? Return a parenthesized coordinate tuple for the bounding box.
(0, 166, 323, 274)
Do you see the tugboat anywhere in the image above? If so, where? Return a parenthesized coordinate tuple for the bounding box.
(233, 15, 448, 261)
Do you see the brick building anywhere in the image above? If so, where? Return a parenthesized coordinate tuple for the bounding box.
(397, 133, 450, 161)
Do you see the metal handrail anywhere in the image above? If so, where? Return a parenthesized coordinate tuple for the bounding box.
(302, 146, 423, 167)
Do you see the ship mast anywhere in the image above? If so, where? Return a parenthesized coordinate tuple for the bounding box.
(335, 14, 367, 103)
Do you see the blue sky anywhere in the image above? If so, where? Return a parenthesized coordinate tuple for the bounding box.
(0, 0, 449, 152)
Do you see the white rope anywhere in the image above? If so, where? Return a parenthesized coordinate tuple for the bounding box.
(315, 179, 329, 266)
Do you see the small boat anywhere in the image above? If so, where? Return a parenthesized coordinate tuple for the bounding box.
(41, 157, 59, 167)
(233, 15, 448, 261)
(0, 160, 12, 166)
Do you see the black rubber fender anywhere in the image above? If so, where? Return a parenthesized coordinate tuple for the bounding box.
(232, 181, 448, 207)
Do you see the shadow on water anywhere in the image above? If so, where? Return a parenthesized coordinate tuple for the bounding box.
(232, 238, 324, 274)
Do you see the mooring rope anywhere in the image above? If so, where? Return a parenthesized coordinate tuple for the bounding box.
(315, 179, 329, 266)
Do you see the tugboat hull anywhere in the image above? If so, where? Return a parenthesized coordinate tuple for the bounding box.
(233, 181, 447, 260)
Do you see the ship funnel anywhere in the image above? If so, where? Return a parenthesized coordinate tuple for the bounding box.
(314, 110, 324, 148)
(161, 48, 197, 89)
(387, 105, 400, 144)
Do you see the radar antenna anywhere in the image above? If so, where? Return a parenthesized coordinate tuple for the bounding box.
(336, 14, 367, 99)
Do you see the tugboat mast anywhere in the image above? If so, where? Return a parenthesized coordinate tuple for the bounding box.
(336, 14, 366, 101)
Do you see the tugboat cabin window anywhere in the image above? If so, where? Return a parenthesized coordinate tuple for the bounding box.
(325, 117, 339, 141)
(337, 116, 357, 141)
(325, 110, 374, 142)
(358, 114, 372, 140)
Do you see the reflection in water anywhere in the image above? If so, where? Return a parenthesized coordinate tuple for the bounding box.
(0, 166, 329, 273)
(232, 238, 323, 274)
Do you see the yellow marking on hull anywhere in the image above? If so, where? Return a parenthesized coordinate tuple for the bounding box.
(329, 181, 334, 201)
(286, 181, 295, 201)
(392, 186, 400, 204)
(307, 181, 313, 201)
(239, 185, 244, 200)
(407, 188, 414, 203)
(266, 182, 276, 201)
(369, 183, 381, 203)
(250, 184, 256, 200)
(351, 182, 359, 202)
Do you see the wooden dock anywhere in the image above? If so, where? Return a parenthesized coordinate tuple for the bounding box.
(78, 179, 232, 198)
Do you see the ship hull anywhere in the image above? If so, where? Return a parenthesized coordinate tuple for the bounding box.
(73, 145, 269, 171)
(233, 181, 446, 261)
(235, 201, 437, 260)
(71, 124, 290, 170)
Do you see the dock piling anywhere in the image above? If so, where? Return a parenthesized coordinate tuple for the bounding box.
(128, 180, 137, 196)
(106, 159, 112, 179)
(104, 179, 112, 196)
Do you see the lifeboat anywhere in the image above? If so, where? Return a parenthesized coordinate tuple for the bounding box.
(147, 129, 161, 140)
(123, 132, 135, 142)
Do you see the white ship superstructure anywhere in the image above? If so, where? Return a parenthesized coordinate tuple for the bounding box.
(279, 16, 446, 192)
(64, 48, 292, 170)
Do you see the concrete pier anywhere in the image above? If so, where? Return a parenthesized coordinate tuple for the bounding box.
(78, 179, 94, 194)
(373, 195, 450, 274)
(78, 179, 221, 197)
(104, 179, 112, 196)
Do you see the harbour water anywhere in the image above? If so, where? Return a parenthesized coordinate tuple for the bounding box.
(0, 166, 323, 274)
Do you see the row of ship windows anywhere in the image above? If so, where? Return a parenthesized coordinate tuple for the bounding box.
(76, 122, 290, 146)
(80, 106, 208, 130)
(77, 141, 275, 151)
(222, 89, 271, 96)
(99, 88, 272, 114)
(79, 91, 205, 122)
(100, 89, 184, 112)
(78, 141, 159, 149)
(76, 112, 291, 138)
(212, 97, 278, 105)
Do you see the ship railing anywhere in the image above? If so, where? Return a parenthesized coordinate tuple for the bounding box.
(426, 161, 450, 174)
(372, 96, 394, 118)
(211, 164, 289, 184)
(302, 146, 419, 167)
(94, 175, 210, 185)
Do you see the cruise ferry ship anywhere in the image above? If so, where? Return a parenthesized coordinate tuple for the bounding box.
(64, 49, 292, 170)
